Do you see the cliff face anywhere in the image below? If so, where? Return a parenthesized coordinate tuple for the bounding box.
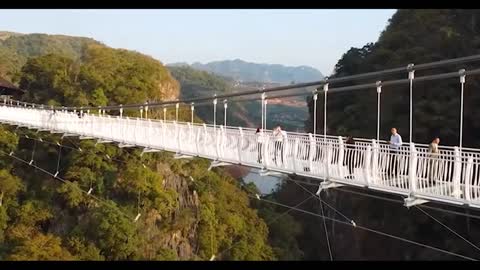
(155, 161, 200, 260)
(157, 76, 180, 102)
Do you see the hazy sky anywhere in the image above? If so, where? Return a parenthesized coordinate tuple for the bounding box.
(0, 9, 396, 75)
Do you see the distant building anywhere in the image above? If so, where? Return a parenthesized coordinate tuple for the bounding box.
(0, 76, 25, 102)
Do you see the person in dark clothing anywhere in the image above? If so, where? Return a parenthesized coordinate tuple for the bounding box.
(255, 128, 263, 163)
(345, 135, 356, 178)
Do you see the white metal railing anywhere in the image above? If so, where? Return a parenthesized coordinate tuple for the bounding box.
(2, 104, 480, 208)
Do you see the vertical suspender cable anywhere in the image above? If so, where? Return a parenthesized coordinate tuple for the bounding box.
(223, 99, 227, 129)
(313, 90, 318, 136)
(459, 69, 466, 150)
(261, 94, 264, 131)
(163, 107, 167, 122)
(323, 82, 329, 142)
(261, 92, 266, 131)
(376, 81, 382, 142)
(213, 97, 217, 130)
(264, 99, 268, 131)
(408, 64, 415, 143)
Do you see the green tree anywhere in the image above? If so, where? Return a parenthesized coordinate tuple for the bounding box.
(86, 202, 139, 260)
(0, 170, 23, 207)
(7, 233, 75, 261)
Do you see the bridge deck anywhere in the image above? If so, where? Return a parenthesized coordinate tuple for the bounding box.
(1, 105, 480, 208)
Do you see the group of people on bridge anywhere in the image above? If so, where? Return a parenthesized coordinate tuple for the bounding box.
(254, 125, 441, 182)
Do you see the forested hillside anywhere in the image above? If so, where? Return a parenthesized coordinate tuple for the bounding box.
(263, 9, 480, 261)
(0, 33, 275, 260)
(0, 32, 100, 82)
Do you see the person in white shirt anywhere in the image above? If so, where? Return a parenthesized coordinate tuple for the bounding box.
(389, 128, 402, 177)
(272, 124, 287, 165)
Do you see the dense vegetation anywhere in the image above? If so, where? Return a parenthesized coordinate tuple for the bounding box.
(0, 32, 100, 82)
(0, 34, 274, 260)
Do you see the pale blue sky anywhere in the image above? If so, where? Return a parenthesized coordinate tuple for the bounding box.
(0, 9, 396, 75)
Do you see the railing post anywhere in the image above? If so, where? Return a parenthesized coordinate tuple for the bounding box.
(191, 103, 195, 124)
(174, 121, 180, 152)
(161, 119, 166, 149)
(338, 136, 344, 177)
(308, 133, 314, 171)
(188, 122, 193, 153)
(465, 156, 474, 202)
(293, 138, 299, 173)
(282, 133, 288, 168)
(203, 123, 208, 157)
(221, 125, 226, 158)
(195, 125, 201, 156)
(409, 142, 418, 194)
(371, 139, 379, 185)
(175, 103, 179, 123)
(147, 119, 152, 146)
(263, 135, 270, 168)
(237, 127, 243, 163)
(326, 141, 332, 179)
(134, 116, 139, 143)
(365, 145, 372, 186)
(452, 147, 462, 198)
(119, 104, 123, 118)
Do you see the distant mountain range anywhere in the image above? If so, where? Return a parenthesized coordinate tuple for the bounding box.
(168, 59, 323, 84)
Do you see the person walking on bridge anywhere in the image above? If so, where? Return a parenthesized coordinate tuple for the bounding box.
(428, 137, 440, 185)
(389, 128, 403, 177)
(273, 124, 287, 165)
(256, 128, 264, 163)
(345, 135, 356, 178)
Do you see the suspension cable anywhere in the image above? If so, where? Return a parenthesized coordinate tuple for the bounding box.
(291, 179, 355, 225)
(319, 192, 333, 261)
(30, 139, 37, 165)
(55, 139, 62, 177)
(214, 193, 315, 260)
(0, 149, 134, 220)
(414, 206, 480, 254)
(253, 195, 477, 261)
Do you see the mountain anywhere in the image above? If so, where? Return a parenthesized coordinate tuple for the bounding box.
(168, 65, 309, 131)
(169, 59, 323, 84)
